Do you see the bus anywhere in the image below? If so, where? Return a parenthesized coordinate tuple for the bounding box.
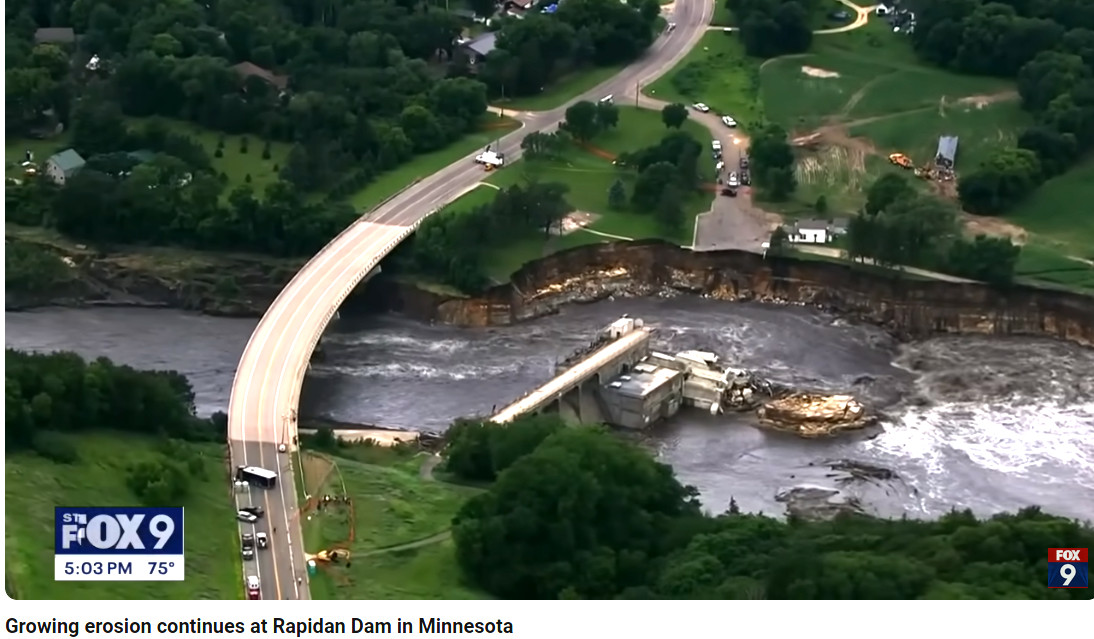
(236, 465, 277, 489)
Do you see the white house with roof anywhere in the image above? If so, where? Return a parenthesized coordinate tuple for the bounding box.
(45, 149, 86, 185)
(784, 218, 850, 244)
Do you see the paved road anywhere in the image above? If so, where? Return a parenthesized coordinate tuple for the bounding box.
(226, 0, 713, 601)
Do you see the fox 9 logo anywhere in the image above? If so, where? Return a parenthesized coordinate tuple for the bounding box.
(55, 507, 184, 555)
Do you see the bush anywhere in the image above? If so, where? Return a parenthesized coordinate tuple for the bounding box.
(262, 142, 272, 160)
(126, 458, 191, 506)
(240, 137, 249, 154)
(214, 148, 223, 158)
(32, 431, 79, 464)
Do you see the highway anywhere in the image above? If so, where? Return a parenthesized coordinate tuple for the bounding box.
(226, 0, 713, 601)
(490, 328, 653, 424)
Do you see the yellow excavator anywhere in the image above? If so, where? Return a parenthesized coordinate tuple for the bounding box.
(888, 153, 914, 169)
(311, 548, 352, 564)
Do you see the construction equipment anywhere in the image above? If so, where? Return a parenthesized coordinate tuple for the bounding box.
(888, 153, 914, 169)
(913, 164, 934, 180)
(314, 548, 351, 563)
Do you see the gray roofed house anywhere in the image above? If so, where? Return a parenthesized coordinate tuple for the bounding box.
(936, 136, 958, 168)
(35, 27, 77, 44)
(464, 32, 497, 62)
(829, 217, 850, 236)
(45, 149, 86, 185)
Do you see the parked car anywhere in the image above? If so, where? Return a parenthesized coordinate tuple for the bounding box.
(247, 576, 261, 600)
(241, 506, 264, 518)
(728, 172, 739, 187)
(741, 170, 751, 186)
(237, 510, 258, 524)
(721, 115, 737, 128)
(667, 22, 676, 31)
(242, 546, 254, 561)
(740, 156, 749, 169)
(721, 186, 738, 197)
(692, 103, 710, 113)
(256, 532, 269, 549)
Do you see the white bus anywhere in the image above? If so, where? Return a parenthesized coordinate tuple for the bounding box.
(236, 465, 277, 489)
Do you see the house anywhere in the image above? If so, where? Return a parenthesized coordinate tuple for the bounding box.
(788, 219, 831, 244)
(505, 0, 536, 11)
(875, 4, 892, 16)
(936, 136, 958, 168)
(463, 32, 497, 64)
(230, 61, 290, 92)
(829, 217, 850, 236)
(45, 149, 86, 185)
(35, 27, 77, 45)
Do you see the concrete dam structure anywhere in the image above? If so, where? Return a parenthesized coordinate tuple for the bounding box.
(490, 317, 759, 430)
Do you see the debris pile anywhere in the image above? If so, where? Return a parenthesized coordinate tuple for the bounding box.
(757, 393, 875, 437)
(721, 370, 785, 411)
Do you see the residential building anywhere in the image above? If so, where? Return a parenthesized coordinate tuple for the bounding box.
(788, 219, 830, 244)
(45, 149, 86, 185)
(230, 61, 290, 92)
(830, 217, 850, 236)
(463, 32, 497, 64)
(936, 136, 959, 169)
(35, 27, 77, 45)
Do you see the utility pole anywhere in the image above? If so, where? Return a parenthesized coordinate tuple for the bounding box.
(635, 81, 640, 108)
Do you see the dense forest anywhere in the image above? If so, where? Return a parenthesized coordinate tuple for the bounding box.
(445, 416, 1094, 599)
(727, 0, 817, 58)
(906, 0, 1094, 213)
(5, 349, 225, 505)
(5, 0, 660, 257)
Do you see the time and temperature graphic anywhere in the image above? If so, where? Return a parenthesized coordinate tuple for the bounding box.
(54, 507, 185, 581)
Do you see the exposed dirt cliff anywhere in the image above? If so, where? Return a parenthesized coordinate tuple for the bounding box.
(5, 231, 300, 317)
(368, 240, 1094, 348)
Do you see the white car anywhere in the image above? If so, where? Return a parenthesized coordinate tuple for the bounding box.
(727, 172, 739, 187)
(692, 103, 710, 113)
(237, 510, 258, 523)
(667, 22, 676, 31)
(721, 115, 737, 128)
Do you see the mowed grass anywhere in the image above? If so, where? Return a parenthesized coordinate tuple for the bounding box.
(127, 118, 292, 195)
(849, 100, 1031, 171)
(500, 65, 624, 111)
(644, 32, 764, 131)
(347, 115, 520, 212)
(1008, 158, 1094, 258)
(761, 20, 1014, 130)
(301, 451, 486, 599)
(1014, 243, 1094, 292)
(596, 106, 713, 157)
(5, 433, 241, 600)
(5, 134, 74, 180)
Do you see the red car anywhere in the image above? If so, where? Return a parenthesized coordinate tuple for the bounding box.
(246, 576, 261, 600)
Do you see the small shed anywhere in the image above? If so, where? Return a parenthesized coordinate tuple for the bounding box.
(45, 149, 86, 185)
(936, 136, 959, 168)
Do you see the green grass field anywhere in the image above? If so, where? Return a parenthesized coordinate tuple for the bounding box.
(301, 450, 486, 599)
(761, 20, 1014, 130)
(644, 32, 764, 131)
(596, 105, 713, 156)
(5, 433, 241, 599)
(347, 115, 520, 212)
(1014, 243, 1094, 292)
(1008, 159, 1094, 258)
(5, 135, 74, 180)
(500, 66, 624, 111)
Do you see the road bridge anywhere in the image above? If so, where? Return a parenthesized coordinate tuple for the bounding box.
(491, 323, 652, 425)
(226, 0, 713, 601)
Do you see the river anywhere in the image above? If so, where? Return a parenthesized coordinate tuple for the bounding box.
(7, 299, 1094, 522)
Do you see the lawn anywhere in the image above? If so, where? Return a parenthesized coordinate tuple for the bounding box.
(1008, 158, 1094, 258)
(849, 100, 1031, 172)
(347, 115, 520, 212)
(644, 32, 764, 131)
(500, 65, 624, 111)
(300, 450, 486, 599)
(5, 433, 241, 599)
(1014, 243, 1094, 292)
(761, 20, 1014, 130)
(5, 134, 74, 180)
(595, 105, 712, 157)
(712, 4, 735, 26)
(128, 117, 293, 195)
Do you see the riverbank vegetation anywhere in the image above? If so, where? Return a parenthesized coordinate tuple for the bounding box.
(4, 350, 239, 599)
(391, 103, 715, 290)
(441, 417, 1093, 600)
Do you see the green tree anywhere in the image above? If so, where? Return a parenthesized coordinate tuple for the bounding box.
(608, 178, 627, 210)
(564, 100, 601, 141)
(633, 161, 679, 211)
(661, 103, 689, 129)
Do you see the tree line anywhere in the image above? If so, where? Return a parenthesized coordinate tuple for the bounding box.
(445, 415, 1094, 599)
(475, 0, 662, 101)
(7, 349, 230, 507)
(773, 173, 1021, 284)
(908, 0, 1094, 214)
(727, 0, 817, 58)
